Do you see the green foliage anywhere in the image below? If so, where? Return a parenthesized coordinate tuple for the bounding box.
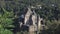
(0, 29, 13, 34)
(0, 8, 14, 34)
(0, 8, 14, 28)
(2, 8, 14, 18)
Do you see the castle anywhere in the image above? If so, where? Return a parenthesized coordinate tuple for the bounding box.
(19, 7, 44, 34)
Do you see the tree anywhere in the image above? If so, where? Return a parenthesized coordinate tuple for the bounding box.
(0, 8, 14, 34)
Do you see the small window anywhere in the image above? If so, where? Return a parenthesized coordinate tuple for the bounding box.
(41, 20, 44, 25)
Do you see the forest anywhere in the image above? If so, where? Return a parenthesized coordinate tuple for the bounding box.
(0, 0, 60, 34)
